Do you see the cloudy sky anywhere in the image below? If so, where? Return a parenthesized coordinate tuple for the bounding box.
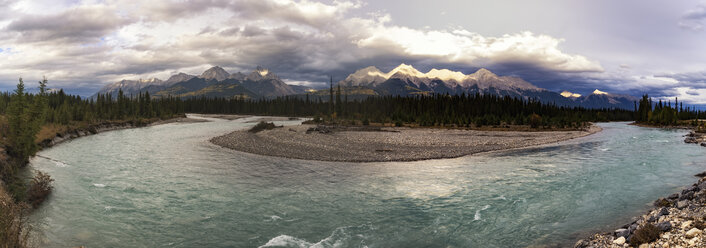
(0, 0, 705, 105)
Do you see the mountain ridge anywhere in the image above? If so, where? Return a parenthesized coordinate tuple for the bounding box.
(92, 64, 637, 110)
(92, 66, 309, 99)
(337, 64, 637, 109)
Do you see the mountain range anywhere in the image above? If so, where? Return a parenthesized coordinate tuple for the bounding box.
(92, 66, 312, 99)
(93, 64, 638, 110)
(334, 64, 637, 109)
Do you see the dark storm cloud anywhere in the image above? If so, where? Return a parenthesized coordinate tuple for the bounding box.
(654, 71, 706, 89)
(5, 6, 130, 44)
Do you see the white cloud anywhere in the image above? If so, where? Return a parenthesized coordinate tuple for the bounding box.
(679, 4, 706, 31)
(0, 0, 607, 95)
(662, 87, 706, 105)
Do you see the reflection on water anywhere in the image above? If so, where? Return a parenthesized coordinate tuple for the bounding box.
(30, 120, 706, 248)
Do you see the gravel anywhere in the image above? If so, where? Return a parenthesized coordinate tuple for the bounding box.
(210, 124, 602, 162)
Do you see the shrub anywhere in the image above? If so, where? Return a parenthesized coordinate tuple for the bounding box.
(362, 119, 370, 126)
(27, 171, 53, 208)
(630, 223, 660, 246)
(249, 121, 277, 133)
(394, 120, 403, 127)
(529, 114, 542, 128)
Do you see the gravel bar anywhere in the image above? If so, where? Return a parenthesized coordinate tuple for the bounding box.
(210, 124, 602, 162)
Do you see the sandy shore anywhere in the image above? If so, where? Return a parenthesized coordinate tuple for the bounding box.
(210, 124, 602, 162)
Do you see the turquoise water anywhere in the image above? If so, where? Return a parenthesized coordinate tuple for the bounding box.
(29, 118, 706, 247)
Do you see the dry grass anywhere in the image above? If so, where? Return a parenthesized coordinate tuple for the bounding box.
(35, 123, 71, 143)
(0, 184, 32, 248)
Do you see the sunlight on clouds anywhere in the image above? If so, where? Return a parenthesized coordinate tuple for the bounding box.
(357, 27, 603, 73)
(665, 87, 706, 104)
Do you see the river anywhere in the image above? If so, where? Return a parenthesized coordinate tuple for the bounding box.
(29, 117, 706, 247)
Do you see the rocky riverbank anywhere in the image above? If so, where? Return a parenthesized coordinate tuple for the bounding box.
(575, 174, 706, 248)
(684, 131, 706, 147)
(211, 123, 602, 162)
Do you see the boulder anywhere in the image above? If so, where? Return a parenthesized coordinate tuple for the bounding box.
(698, 181, 706, 191)
(613, 236, 626, 245)
(680, 191, 695, 200)
(573, 239, 590, 248)
(657, 207, 669, 217)
(615, 228, 630, 238)
(657, 221, 672, 232)
(677, 200, 689, 209)
(628, 223, 638, 236)
(668, 193, 679, 200)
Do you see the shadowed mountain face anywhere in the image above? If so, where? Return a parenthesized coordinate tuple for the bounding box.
(92, 66, 308, 99)
(334, 64, 637, 109)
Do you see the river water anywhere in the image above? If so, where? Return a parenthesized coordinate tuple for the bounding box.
(29, 117, 706, 247)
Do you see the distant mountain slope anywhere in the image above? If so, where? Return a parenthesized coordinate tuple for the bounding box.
(334, 64, 637, 109)
(92, 66, 311, 99)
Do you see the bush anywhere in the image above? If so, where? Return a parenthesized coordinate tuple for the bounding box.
(362, 119, 369, 126)
(630, 223, 661, 246)
(529, 114, 542, 128)
(249, 121, 277, 133)
(394, 120, 403, 127)
(27, 171, 53, 208)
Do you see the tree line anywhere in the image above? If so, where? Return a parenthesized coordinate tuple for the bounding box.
(180, 88, 635, 128)
(635, 94, 706, 126)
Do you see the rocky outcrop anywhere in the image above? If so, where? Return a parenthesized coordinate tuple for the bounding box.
(575, 174, 706, 247)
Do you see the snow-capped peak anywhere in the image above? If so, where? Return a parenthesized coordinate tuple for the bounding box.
(255, 66, 269, 76)
(138, 78, 160, 84)
(388, 63, 425, 78)
(561, 91, 582, 98)
(341, 64, 540, 91)
(426, 68, 466, 82)
(592, 89, 609, 95)
(343, 64, 468, 86)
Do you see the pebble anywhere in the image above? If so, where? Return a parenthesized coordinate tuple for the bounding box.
(612, 236, 625, 245)
(685, 228, 701, 238)
(681, 220, 693, 229)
